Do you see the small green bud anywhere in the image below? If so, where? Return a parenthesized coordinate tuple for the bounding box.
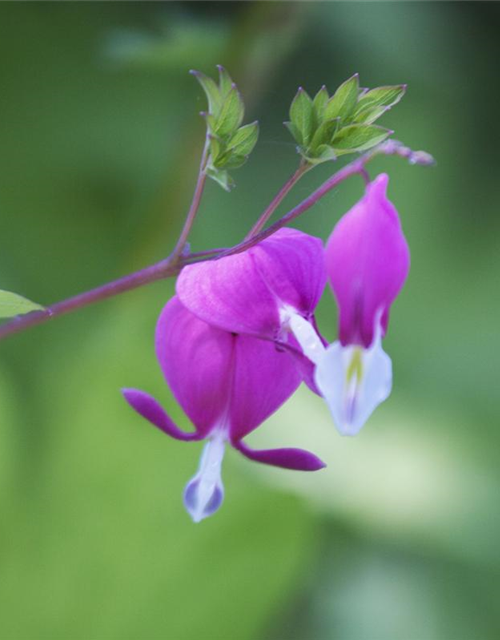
(285, 74, 404, 166)
(193, 66, 260, 190)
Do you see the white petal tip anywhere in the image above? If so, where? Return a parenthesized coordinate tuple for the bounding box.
(314, 339, 393, 435)
(183, 436, 226, 523)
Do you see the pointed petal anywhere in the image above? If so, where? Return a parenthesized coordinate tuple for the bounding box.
(176, 249, 279, 337)
(235, 440, 325, 471)
(252, 228, 327, 318)
(228, 335, 302, 441)
(314, 336, 392, 436)
(155, 297, 234, 437)
(122, 388, 200, 441)
(326, 173, 410, 347)
(183, 436, 226, 523)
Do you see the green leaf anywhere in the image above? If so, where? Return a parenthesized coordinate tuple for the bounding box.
(191, 70, 222, 116)
(289, 88, 315, 145)
(215, 86, 244, 137)
(284, 120, 303, 146)
(226, 122, 259, 157)
(312, 85, 329, 121)
(304, 144, 337, 165)
(217, 153, 248, 170)
(324, 73, 359, 122)
(217, 64, 233, 97)
(206, 166, 235, 191)
(332, 124, 392, 154)
(310, 117, 340, 151)
(0, 290, 44, 318)
(209, 135, 222, 162)
(353, 84, 406, 124)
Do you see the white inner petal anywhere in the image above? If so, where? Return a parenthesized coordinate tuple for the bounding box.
(280, 307, 326, 365)
(314, 332, 392, 436)
(183, 430, 226, 523)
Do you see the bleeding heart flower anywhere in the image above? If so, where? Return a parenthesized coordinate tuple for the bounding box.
(176, 228, 328, 385)
(314, 173, 410, 435)
(123, 296, 325, 523)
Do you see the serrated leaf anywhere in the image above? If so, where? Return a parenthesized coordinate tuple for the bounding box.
(215, 86, 244, 137)
(324, 74, 359, 123)
(310, 117, 340, 151)
(353, 85, 406, 124)
(284, 121, 303, 146)
(290, 88, 315, 146)
(0, 290, 44, 319)
(192, 70, 222, 116)
(217, 65, 233, 97)
(206, 166, 234, 191)
(332, 124, 392, 154)
(226, 122, 259, 157)
(312, 86, 329, 121)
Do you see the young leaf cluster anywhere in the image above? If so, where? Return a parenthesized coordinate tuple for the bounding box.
(192, 66, 259, 191)
(285, 74, 406, 165)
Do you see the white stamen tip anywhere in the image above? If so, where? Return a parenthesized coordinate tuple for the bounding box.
(281, 307, 326, 365)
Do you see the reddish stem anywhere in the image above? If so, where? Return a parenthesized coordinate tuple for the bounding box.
(0, 140, 434, 342)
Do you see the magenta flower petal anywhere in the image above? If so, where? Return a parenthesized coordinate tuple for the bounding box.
(326, 174, 410, 347)
(176, 248, 278, 337)
(228, 334, 302, 441)
(177, 228, 326, 339)
(251, 228, 327, 319)
(235, 440, 326, 471)
(122, 388, 199, 441)
(155, 297, 234, 438)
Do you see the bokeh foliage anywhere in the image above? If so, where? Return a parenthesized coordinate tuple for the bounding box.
(0, 3, 499, 639)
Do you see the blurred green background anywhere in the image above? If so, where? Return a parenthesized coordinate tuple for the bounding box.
(0, 2, 499, 639)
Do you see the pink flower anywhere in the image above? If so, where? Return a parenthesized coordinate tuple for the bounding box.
(315, 174, 410, 435)
(176, 228, 328, 388)
(123, 297, 324, 523)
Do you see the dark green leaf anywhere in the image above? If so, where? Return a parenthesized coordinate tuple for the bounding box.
(332, 124, 392, 154)
(353, 84, 406, 124)
(324, 74, 359, 122)
(0, 290, 44, 318)
(215, 86, 244, 137)
(226, 122, 259, 157)
(290, 88, 315, 145)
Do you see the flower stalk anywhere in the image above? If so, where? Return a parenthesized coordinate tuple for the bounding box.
(0, 139, 433, 343)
